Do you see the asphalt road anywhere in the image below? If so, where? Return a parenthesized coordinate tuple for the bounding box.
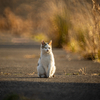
(0, 43, 100, 100)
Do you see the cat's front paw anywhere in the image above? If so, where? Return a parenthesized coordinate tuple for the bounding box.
(39, 74, 47, 78)
(47, 75, 54, 78)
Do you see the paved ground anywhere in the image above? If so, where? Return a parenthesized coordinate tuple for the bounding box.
(0, 42, 100, 100)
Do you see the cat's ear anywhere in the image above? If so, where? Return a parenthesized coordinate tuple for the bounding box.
(41, 40, 45, 45)
(49, 40, 52, 46)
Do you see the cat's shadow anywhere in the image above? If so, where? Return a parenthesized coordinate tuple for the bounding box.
(2, 76, 49, 79)
(2, 76, 39, 79)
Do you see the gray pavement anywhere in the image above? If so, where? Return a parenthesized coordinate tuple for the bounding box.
(0, 43, 100, 100)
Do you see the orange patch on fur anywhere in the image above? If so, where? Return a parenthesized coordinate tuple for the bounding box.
(49, 40, 52, 46)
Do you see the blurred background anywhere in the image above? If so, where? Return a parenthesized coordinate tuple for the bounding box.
(0, 0, 100, 61)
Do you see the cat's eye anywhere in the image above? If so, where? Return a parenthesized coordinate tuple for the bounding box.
(44, 47, 47, 49)
(44, 47, 50, 49)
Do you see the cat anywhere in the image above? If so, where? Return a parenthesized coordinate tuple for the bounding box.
(37, 40, 56, 78)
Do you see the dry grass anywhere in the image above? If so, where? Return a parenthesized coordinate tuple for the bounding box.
(79, 67, 86, 75)
(3, 93, 36, 100)
(24, 54, 39, 59)
(0, 7, 34, 36)
(91, 73, 100, 76)
(0, 0, 100, 60)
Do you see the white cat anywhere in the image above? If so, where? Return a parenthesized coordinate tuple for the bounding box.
(37, 40, 56, 78)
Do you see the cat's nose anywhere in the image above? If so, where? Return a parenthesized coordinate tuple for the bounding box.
(47, 50, 49, 52)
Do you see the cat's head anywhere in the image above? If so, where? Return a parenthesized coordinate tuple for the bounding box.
(41, 40, 52, 54)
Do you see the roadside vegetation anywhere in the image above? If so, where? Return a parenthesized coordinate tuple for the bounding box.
(0, 0, 100, 61)
(3, 93, 36, 100)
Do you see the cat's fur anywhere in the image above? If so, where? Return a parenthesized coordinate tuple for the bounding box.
(37, 40, 56, 78)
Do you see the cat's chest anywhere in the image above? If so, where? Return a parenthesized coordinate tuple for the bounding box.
(41, 55, 51, 66)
